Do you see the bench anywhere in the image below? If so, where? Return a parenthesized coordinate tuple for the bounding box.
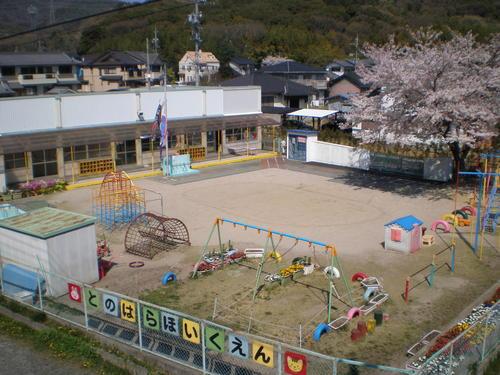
(1, 264, 45, 304)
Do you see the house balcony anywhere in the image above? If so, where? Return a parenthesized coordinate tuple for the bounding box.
(18, 73, 57, 85)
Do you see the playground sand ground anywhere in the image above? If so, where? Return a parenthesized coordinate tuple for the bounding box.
(37, 167, 499, 367)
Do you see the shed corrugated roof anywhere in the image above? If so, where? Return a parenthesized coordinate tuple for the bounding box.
(0, 207, 95, 239)
(384, 215, 423, 231)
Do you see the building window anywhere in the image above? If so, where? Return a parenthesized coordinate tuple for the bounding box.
(4, 152, 26, 170)
(185, 132, 201, 146)
(226, 127, 257, 143)
(58, 65, 72, 74)
(21, 67, 36, 75)
(63, 143, 110, 161)
(141, 137, 160, 152)
(391, 228, 402, 242)
(116, 140, 137, 166)
(1, 66, 15, 76)
(32, 149, 57, 177)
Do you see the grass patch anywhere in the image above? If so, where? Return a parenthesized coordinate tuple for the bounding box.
(0, 295, 47, 322)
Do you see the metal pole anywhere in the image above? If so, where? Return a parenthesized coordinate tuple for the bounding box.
(137, 301, 143, 351)
(481, 311, 489, 360)
(327, 250, 334, 322)
(192, 221, 217, 278)
(475, 176, 483, 252)
(448, 343, 453, 374)
(277, 343, 282, 375)
(252, 234, 271, 301)
(216, 220, 224, 253)
(450, 244, 456, 272)
(37, 275, 43, 310)
(201, 321, 207, 374)
(299, 324, 302, 348)
(429, 255, 436, 287)
(212, 297, 217, 320)
(332, 359, 337, 375)
(83, 284, 89, 330)
(163, 64, 169, 177)
(404, 276, 410, 303)
(70, 146, 75, 184)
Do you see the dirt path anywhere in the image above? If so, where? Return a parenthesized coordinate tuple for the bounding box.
(0, 334, 94, 375)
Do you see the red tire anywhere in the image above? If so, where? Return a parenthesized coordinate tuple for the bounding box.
(351, 272, 368, 282)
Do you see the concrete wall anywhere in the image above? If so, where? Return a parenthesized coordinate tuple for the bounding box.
(307, 140, 371, 170)
(423, 157, 453, 182)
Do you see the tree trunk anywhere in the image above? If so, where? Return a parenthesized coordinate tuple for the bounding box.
(448, 141, 471, 179)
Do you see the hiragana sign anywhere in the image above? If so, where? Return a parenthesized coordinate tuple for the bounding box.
(228, 333, 249, 359)
(160, 312, 179, 336)
(142, 306, 160, 331)
(284, 351, 307, 375)
(182, 318, 200, 344)
(84, 288, 100, 310)
(68, 283, 81, 303)
(252, 341, 274, 368)
(205, 326, 224, 352)
(120, 299, 136, 323)
(103, 293, 119, 317)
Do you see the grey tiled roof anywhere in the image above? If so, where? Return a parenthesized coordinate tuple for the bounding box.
(221, 72, 313, 97)
(0, 52, 81, 67)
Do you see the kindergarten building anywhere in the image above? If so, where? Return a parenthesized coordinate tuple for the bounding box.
(0, 86, 275, 191)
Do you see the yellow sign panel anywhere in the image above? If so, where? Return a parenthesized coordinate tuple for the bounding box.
(252, 341, 274, 368)
(182, 318, 201, 344)
(120, 299, 137, 323)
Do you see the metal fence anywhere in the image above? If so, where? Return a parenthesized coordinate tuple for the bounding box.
(411, 301, 499, 375)
(0, 258, 424, 375)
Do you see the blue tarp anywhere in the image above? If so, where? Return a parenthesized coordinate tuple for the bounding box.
(384, 215, 423, 231)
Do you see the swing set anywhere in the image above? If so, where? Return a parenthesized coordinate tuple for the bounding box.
(192, 217, 353, 323)
(457, 153, 499, 259)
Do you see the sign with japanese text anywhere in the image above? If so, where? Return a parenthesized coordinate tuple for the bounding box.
(228, 333, 249, 359)
(142, 306, 160, 331)
(160, 312, 179, 336)
(182, 318, 201, 344)
(205, 326, 224, 352)
(252, 341, 274, 368)
(120, 299, 136, 323)
(84, 288, 100, 310)
(103, 293, 119, 317)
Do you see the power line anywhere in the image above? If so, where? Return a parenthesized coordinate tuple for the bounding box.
(0, 0, 189, 42)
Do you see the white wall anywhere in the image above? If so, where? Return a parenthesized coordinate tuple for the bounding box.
(47, 225, 98, 296)
(384, 226, 411, 253)
(223, 87, 261, 115)
(0, 87, 261, 135)
(0, 228, 50, 277)
(307, 140, 371, 170)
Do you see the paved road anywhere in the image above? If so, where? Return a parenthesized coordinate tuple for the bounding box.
(0, 334, 93, 375)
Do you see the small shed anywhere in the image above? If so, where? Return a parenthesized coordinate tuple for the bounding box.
(287, 129, 318, 161)
(384, 215, 423, 253)
(0, 207, 98, 296)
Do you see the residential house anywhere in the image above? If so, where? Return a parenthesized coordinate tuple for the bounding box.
(327, 71, 370, 100)
(259, 61, 328, 102)
(178, 50, 220, 84)
(81, 51, 164, 92)
(325, 59, 356, 76)
(221, 72, 313, 113)
(0, 52, 82, 96)
(261, 55, 293, 67)
(228, 57, 256, 76)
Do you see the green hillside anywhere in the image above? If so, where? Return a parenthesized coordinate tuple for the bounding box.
(2, 0, 499, 72)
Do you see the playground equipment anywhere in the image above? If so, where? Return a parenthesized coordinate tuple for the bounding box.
(92, 171, 146, 228)
(124, 213, 190, 259)
(192, 218, 353, 326)
(458, 153, 499, 258)
(430, 220, 451, 233)
(402, 243, 456, 303)
(384, 215, 424, 253)
(162, 154, 199, 177)
(161, 272, 177, 285)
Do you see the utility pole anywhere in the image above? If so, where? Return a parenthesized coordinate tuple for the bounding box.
(49, 0, 56, 24)
(353, 34, 359, 64)
(146, 38, 151, 88)
(152, 25, 160, 54)
(187, 0, 206, 86)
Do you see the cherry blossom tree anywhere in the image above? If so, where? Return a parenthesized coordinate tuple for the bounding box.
(347, 29, 499, 169)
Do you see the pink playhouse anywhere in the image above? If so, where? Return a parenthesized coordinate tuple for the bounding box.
(384, 215, 423, 253)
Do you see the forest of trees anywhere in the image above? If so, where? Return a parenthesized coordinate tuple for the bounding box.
(2, 0, 499, 75)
